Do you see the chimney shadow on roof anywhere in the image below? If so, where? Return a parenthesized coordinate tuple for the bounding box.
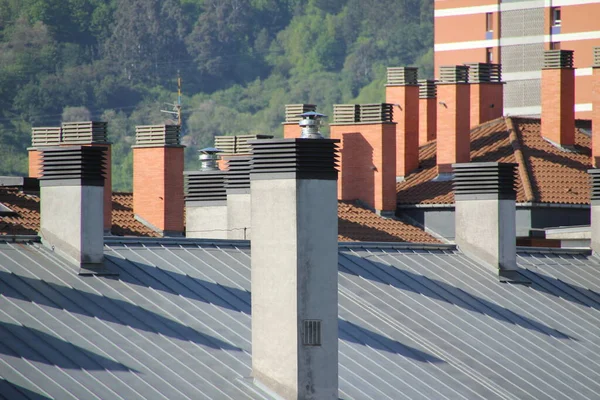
(0, 321, 135, 371)
(0, 379, 52, 399)
(338, 216, 407, 242)
(339, 252, 572, 340)
(0, 270, 242, 352)
(106, 255, 251, 314)
(338, 319, 443, 363)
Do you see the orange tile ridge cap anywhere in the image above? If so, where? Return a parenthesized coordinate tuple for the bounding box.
(505, 116, 535, 202)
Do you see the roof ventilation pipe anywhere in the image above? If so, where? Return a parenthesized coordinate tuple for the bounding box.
(299, 111, 326, 139)
(199, 147, 222, 171)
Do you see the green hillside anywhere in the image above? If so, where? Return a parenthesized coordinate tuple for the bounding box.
(0, 0, 433, 190)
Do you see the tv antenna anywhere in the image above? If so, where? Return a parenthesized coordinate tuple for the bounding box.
(160, 71, 182, 126)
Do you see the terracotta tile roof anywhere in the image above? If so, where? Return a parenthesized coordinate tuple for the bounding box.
(397, 117, 592, 205)
(0, 190, 437, 243)
(338, 200, 440, 243)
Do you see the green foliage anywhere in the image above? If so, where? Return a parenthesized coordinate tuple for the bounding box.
(0, 0, 433, 191)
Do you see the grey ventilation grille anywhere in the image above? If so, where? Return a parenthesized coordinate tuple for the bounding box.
(439, 65, 469, 83)
(184, 171, 227, 202)
(464, 63, 502, 83)
(360, 103, 394, 123)
(250, 138, 339, 180)
(543, 50, 574, 69)
(302, 320, 322, 346)
(135, 125, 180, 146)
(418, 80, 437, 99)
(32, 127, 61, 147)
(333, 104, 360, 123)
(40, 146, 106, 186)
(590, 169, 600, 201)
(594, 47, 600, 67)
(285, 104, 317, 123)
(215, 136, 236, 154)
(61, 121, 108, 144)
(226, 156, 252, 190)
(235, 135, 273, 154)
(453, 162, 517, 200)
(387, 67, 418, 85)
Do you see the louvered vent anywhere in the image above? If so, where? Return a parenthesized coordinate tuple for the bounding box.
(226, 156, 252, 190)
(135, 125, 180, 146)
(543, 50, 574, 69)
(464, 63, 502, 83)
(439, 65, 469, 83)
(590, 169, 600, 201)
(333, 104, 360, 124)
(418, 80, 437, 99)
(453, 162, 517, 199)
(32, 127, 61, 147)
(61, 121, 108, 144)
(236, 135, 273, 154)
(40, 146, 106, 185)
(184, 171, 227, 202)
(360, 103, 394, 123)
(593, 47, 600, 67)
(285, 104, 317, 123)
(302, 320, 322, 346)
(387, 67, 418, 85)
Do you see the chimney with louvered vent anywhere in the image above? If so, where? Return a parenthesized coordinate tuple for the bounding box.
(283, 104, 317, 138)
(330, 103, 397, 214)
(592, 47, 600, 166)
(385, 67, 419, 178)
(437, 65, 471, 174)
(249, 136, 339, 399)
(29, 127, 61, 178)
(419, 79, 437, 145)
(39, 146, 106, 272)
(133, 125, 184, 235)
(184, 148, 228, 239)
(541, 50, 575, 147)
(453, 162, 522, 282)
(226, 155, 252, 239)
(464, 63, 503, 127)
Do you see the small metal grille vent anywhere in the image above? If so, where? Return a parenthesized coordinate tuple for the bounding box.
(543, 50, 574, 69)
(302, 320, 322, 346)
(387, 67, 418, 85)
(135, 125, 181, 146)
(285, 104, 317, 123)
(590, 169, 600, 201)
(418, 80, 437, 99)
(593, 47, 600, 67)
(439, 66, 469, 83)
(32, 127, 62, 147)
(464, 63, 502, 83)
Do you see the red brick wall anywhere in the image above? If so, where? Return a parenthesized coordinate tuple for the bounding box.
(437, 83, 471, 173)
(470, 83, 503, 127)
(133, 146, 184, 233)
(386, 85, 419, 177)
(28, 149, 42, 178)
(419, 98, 437, 146)
(283, 123, 301, 139)
(541, 68, 575, 147)
(331, 123, 397, 212)
(593, 67, 600, 166)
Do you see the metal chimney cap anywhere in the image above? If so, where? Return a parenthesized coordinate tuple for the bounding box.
(199, 147, 223, 154)
(297, 111, 327, 119)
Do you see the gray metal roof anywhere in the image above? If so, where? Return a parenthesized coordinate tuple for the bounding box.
(2, 238, 600, 399)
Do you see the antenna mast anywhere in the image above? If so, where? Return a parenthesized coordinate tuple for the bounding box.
(160, 71, 183, 126)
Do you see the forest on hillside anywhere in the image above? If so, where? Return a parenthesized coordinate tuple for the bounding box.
(0, 0, 433, 190)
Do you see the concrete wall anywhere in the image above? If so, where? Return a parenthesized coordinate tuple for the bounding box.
(591, 204, 600, 253)
(251, 177, 338, 400)
(227, 192, 251, 240)
(185, 203, 228, 239)
(40, 185, 104, 265)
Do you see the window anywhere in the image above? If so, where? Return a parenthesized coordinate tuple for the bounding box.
(552, 7, 561, 26)
(550, 42, 561, 50)
(486, 13, 493, 32)
(486, 48, 493, 63)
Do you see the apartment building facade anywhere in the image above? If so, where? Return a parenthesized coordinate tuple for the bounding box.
(434, 0, 600, 119)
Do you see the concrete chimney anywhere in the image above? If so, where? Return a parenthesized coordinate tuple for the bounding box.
(226, 155, 252, 240)
(437, 66, 471, 174)
(385, 67, 419, 179)
(541, 50, 575, 147)
(590, 169, 600, 253)
(39, 146, 106, 271)
(418, 79, 437, 146)
(330, 103, 397, 214)
(592, 47, 600, 167)
(133, 125, 184, 236)
(283, 104, 317, 138)
(250, 137, 339, 399)
(61, 121, 112, 233)
(465, 63, 503, 127)
(28, 127, 61, 178)
(453, 162, 520, 281)
(185, 148, 228, 239)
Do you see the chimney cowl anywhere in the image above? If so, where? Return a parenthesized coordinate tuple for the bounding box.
(298, 111, 327, 139)
(198, 147, 222, 171)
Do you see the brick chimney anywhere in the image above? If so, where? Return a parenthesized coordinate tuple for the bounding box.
(385, 67, 419, 179)
(592, 47, 600, 167)
(184, 148, 228, 239)
(29, 127, 61, 178)
(226, 155, 252, 240)
(39, 146, 106, 273)
(541, 50, 575, 147)
(133, 125, 184, 236)
(437, 65, 471, 174)
(465, 63, 503, 127)
(453, 162, 523, 282)
(590, 169, 600, 253)
(283, 104, 317, 138)
(419, 79, 437, 145)
(61, 121, 112, 233)
(250, 137, 339, 399)
(330, 104, 396, 214)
